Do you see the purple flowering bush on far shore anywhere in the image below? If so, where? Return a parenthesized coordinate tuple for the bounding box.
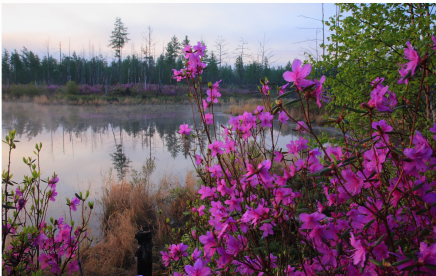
(2, 130, 94, 275)
(164, 37, 436, 275)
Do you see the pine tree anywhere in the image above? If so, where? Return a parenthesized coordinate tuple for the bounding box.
(182, 35, 190, 47)
(2, 49, 10, 85)
(235, 55, 244, 87)
(108, 17, 130, 84)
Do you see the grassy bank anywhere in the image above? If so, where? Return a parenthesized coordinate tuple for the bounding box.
(2, 83, 261, 106)
(76, 165, 199, 276)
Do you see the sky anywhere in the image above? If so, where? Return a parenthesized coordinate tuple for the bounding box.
(2, 3, 341, 67)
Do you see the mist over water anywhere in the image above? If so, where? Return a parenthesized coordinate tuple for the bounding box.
(2, 102, 339, 222)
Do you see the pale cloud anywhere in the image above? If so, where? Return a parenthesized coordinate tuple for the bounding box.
(2, 3, 339, 67)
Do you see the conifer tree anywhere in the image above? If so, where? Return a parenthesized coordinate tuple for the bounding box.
(108, 17, 130, 84)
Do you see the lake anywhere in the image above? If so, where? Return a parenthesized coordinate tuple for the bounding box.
(2, 102, 339, 223)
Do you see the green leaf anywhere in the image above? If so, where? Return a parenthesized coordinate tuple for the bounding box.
(401, 264, 416, 271)
(340, 228, 351, 239)
(277, 91, 296, 99)
(424, 264, 436, 270)
(373, 234, 386, 247)
(344, 106, 366, 114)
(283, 98, 304, 107)
(333, 265, 347, 273)
(419, 227, 431, 237)
(368, 259, 382, 267)
(362, 219, 375, 230)
(412, 182, 425, 191)
(392, 258, 412, 266)
(415, 208, 428, 215)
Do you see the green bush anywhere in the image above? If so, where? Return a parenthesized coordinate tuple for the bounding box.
(65, 80, 79, 95)
(8, 83, 42, 97)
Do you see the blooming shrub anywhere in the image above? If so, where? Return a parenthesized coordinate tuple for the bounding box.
(2, 130, 93, 275)
(162, 37, 436, 276)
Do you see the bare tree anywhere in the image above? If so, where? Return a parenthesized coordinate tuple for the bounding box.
(67, 38, 71, 82)
(235, 37, 251, 63)
(142, 26, 157, 88)
(297, 3, 326, 60)
(258, 34, 275, 77)
(42, 37, 51, 85)
(214, 36, 229, 78)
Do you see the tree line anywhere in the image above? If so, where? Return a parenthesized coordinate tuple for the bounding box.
(2, 18, 301, 90)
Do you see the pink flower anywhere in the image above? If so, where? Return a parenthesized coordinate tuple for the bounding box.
(179, 124, 191, 135)
(398, 67, 409, 84)
(430, 123, 436, 140)
(432, 35, 436, 50)
(368, 84, 396, 112)
(254, 105, 264, 115)
(309, 224, 334, 246)
(204, 113, 213, 125)
(191, 248, 202, 261)
(70, 197, 80, 212)
(261, 80, 270, 95)
(273, 151, 284, 163)
(246, 160, 274, 185)
(372, 120, 393, 144)
(202, 99, 209, 110)
(283, 59, 314, 90)
(161, 251, 171, 266)
(193, 42, 206, 57)
(224, 196, 242, 212)
(259, 222, 275, 237)
(195, 154, 203, 165)
(342, 169, 364, 196)
(258, 112, 273, 128)
(185, 259, 211, 276)
(173, 69, 185, 82)
(299, 212, 325, 230)
(317, 246, 338, 268)
(206, 87, 221, 103)
(403, 41, 421, 76)
(223, 138, 235, 154)
(326, 146, 343, 161)
(226, 235, 245, 255)
(278, 111, 289, 124)
(278, 83, 289, 95)
(208, 141, 224, 157)
(49, 189, 58, 202)
(296, 121, 307, 133)
(350, 233, 367, 267)
(372, 242, 389, 261)
(197, 205, 205, 216)
(48, 175, 59, 189)
(418, 242, 436, 266)
(199, 231, 217, 259)
(169, 243, 189, 261)
(403, 144, 433, 172)
(312, 75, 327, 108)
(68, 260, 79, 274)
(198, 186, 216, 199)
(183, 44, 193, 59)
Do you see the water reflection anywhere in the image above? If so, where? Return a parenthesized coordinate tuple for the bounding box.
(2, 102, 339, 220)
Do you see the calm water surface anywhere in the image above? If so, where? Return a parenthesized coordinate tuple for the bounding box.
(2, 102, 339, 222)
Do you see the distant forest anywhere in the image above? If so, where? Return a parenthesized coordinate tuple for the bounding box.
(2, 32, 303, 89)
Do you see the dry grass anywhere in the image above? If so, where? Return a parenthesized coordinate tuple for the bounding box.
(34, 95, 49, 104)
(77, 168, 199, 275)
(79, 210, 137, 276)
(225, 98, 264, 116)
